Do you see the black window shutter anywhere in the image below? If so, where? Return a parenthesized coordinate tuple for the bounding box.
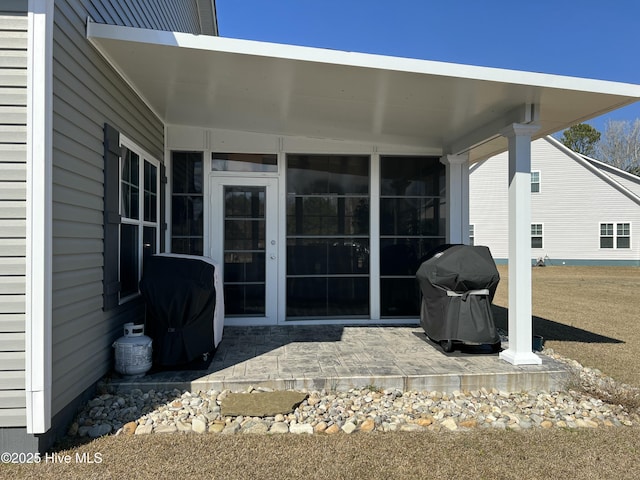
(160, 163, 167, 252)
(103, 123, 121, 310)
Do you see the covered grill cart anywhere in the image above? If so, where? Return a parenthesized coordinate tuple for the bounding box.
(416, 245, 501, 353)
(139, 253, 224, 367)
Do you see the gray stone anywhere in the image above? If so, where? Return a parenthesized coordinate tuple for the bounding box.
(221, 423, 240, 435)
(88, 423, 112, 438)
(242, 421, 269, 434)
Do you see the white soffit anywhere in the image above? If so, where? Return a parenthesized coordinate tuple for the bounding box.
(86, 22, 640, 161)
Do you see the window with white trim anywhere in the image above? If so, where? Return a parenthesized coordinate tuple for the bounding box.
(617, 223, 631, 248)
(600, 222, 631, 249)
(531, 224, 543, 249)
(469, 224, 475, 245)
(531, 171, 540, 193)
(119, 138, 160, 301)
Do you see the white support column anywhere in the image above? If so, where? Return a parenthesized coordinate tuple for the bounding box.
(26, 0, 53, 433)
(499, 123, 541, 365)
(440, 153, 470, 244)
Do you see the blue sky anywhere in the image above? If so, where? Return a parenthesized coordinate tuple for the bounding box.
(215, 0, 640, 135)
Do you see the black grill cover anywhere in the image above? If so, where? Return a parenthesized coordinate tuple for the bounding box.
(140, 255, 216, 366)
(416, 245, 500, 345)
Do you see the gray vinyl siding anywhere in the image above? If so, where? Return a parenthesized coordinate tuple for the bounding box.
(79, 0, 204, 34)
(50, 1, 164, 416)
(0, 4, 27, 428)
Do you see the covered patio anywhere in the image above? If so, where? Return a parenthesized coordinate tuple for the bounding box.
(86, 21, 640, 369)
(107, 325, 569, 394)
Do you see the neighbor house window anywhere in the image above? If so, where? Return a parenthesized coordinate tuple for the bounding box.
(469, 224, 475, 246)
(172, 152, 204, 255)
(119, 139, 160, 301)
(531, 171, 540, 193)
(531, 224, 543, 249)
(601, 222, 631, 249)
(617, 223, 631, 248)
(600, 223, 614, 248)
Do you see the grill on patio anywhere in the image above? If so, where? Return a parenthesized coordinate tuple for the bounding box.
(416, 245, 501, 353)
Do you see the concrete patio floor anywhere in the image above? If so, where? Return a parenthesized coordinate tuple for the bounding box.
(107, 325, 570, 394)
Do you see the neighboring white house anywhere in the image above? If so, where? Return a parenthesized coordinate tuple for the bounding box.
(2, 0, 640, 454)
(470, 136, 640, 266)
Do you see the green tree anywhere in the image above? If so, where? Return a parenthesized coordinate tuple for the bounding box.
(560, 123, 601, 157)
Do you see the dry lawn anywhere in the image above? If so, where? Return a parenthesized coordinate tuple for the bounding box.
(4, 266, 640, 479)
(493, 265, 640, 387)
(4, 429, 640, 480)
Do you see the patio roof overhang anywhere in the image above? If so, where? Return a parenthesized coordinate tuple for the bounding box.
(86, 21, 640, 162)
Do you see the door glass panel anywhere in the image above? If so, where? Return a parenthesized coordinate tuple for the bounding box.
(223, 186, 267, 316)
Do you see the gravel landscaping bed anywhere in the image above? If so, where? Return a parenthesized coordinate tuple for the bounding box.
(64, 349, 640, 440)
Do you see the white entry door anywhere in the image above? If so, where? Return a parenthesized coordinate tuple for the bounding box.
(210, 177, 279, 325)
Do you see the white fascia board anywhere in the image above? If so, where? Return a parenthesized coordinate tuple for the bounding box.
(26, 0, 53, 434)
(85, 22, 640, 98)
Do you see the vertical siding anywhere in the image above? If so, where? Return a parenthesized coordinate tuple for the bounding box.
(0, 6, 27, 427)
(50, 0, 165, 416)
(470, 138, 640, 263)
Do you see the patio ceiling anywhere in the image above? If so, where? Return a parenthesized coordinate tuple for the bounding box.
(86, 22, 640, 162)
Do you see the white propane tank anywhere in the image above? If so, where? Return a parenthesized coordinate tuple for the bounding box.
(113, 323, 152, 377)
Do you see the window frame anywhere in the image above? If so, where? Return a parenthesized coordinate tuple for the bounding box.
(600, 222, 631, 250)
(616, 223, 631, 249)
(379, 155, 446, 318)
(531, 223, 543, 249)
(118, 135, 161, 304)
(171, 151, 205, 255)
(469, 224, 475, 246)
(531, 170, 541, 193)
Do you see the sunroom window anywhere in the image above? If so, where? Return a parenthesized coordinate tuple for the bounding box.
(171, 151, 204, 255)
(380, 156, 446, 317)
(286, 154, 370, 317)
